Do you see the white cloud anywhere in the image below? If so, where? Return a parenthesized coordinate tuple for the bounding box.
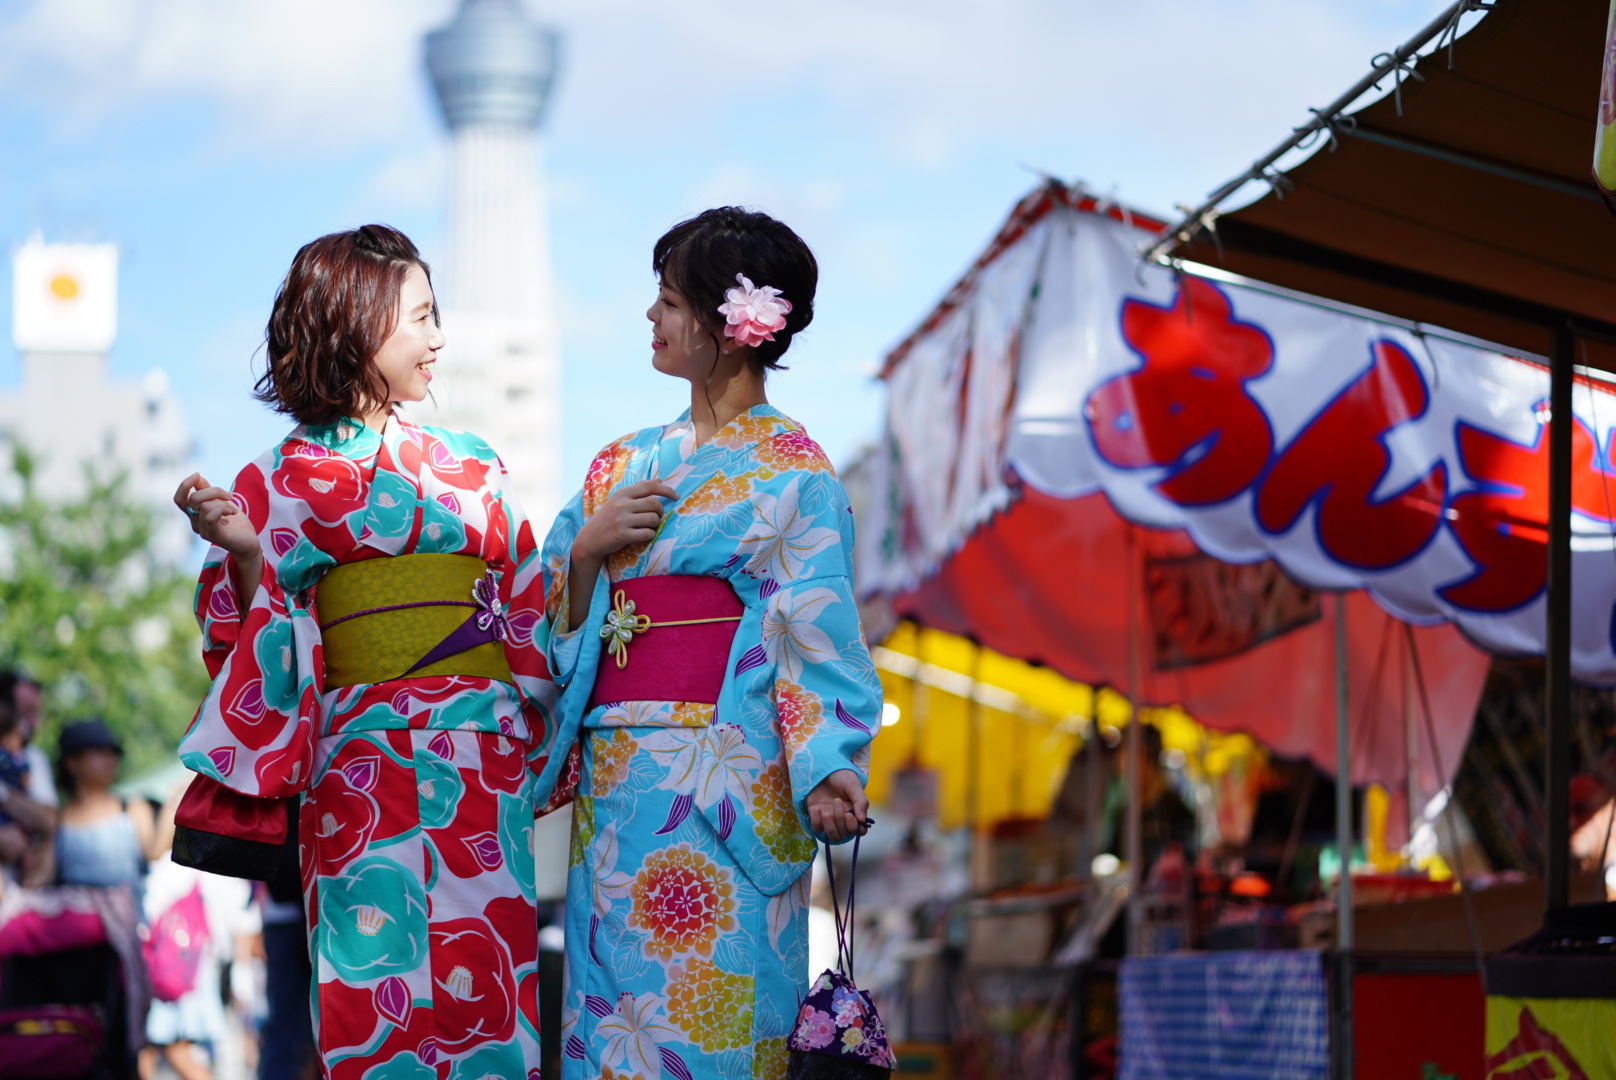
(0, 0, 1459, 171)
(0, 0, 449, 149)
(359, 141, 448, 214)
(542, 0, 1456, 168)
(0, 0, 1462, 481)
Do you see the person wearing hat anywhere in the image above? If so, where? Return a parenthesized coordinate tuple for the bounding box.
(53, 719, 172, 900)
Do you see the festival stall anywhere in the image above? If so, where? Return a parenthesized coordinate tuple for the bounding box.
(1141, 0, 1616, 1073)
(847, 170, 1616, 1077)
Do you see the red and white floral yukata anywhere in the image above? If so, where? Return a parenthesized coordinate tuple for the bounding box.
(178, 415, 559, 1080)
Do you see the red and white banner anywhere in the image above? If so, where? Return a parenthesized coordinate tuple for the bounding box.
(860, 193, 1616, 685)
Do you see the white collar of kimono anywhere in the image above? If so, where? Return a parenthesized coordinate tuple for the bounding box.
(298, 410, 412, 458)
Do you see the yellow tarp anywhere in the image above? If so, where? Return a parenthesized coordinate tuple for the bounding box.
(865, 623, 1258, 830)
(1486, 996, 1616, 1079)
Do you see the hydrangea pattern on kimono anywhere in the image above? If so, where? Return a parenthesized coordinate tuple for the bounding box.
(540, 405, 880, 1080)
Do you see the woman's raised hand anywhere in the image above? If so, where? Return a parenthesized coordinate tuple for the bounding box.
(806, 769, 870, 843)
(566, 480, 678, 630)
(572, 480, 679, 563)
(174, 472, 261, 564)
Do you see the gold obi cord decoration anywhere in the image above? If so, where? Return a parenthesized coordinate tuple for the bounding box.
(317, 553, 513, 688)
(599, 588, 742, 669)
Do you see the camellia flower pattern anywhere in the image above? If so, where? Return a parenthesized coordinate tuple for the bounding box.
(541, 405, 880, 1080)
(177, 415, 559, 1080)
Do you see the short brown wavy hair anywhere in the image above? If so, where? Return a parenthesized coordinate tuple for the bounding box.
(253, 224, 436, 426)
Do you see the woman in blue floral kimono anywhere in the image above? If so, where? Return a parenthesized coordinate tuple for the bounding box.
(539, 208, 880, 1080)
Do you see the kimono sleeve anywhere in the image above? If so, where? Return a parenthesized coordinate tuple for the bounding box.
(533, 435, 644, 807)
(542, 434, 639, 686)
(483, 454, 567, 807)
(178, 453, 331, 799)
(539, 485, 595, 685)
(486, 455, 558, 721)
(758, 470, 881, 825)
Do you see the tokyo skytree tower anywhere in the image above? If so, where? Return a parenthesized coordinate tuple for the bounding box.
(420, 0, 562, 522)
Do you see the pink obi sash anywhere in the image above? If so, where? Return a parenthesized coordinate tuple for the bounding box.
(588, 575, 744, 710)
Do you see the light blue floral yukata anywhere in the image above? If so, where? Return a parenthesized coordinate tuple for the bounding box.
(538, 405, 880, 1080)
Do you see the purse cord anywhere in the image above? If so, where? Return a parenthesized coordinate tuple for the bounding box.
(821, 818, 871, 983)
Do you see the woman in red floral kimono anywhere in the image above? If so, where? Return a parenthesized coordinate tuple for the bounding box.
(174, 225, 558, 1080)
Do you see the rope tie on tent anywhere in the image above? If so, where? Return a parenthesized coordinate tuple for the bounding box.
(1259, 168, 1295, 200)
(1298, 108, 1357, 153)
(1140, 0, 1493, 266)
(1438, 0, 1495, 69)
(1370, 51, 1426, 117)
(1170, 204, 1223, 263)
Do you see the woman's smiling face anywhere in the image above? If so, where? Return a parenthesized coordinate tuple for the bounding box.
(373, 263, 444, 405)
(647, 282, 717, 382)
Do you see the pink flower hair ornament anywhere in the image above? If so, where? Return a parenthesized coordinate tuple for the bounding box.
(717, 273, 792, 348)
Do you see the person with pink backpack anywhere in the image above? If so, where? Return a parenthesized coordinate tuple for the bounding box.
(140, 851, 253, 1080)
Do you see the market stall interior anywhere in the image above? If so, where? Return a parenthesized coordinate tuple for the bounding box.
(1150, 0, 1616, 920)
(843, 2, 1616, 1076)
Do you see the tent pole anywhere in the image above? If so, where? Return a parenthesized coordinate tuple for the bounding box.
(966, 639, 982, 886)
(1545, 322, 1573, 912)
(1405, 633, 1420, 852)
(1126, 527, 1144, 952)
(911, 622, 930, 768)
(1335, 592, 1354, 1080)
(1335, 594, 1354, 944)
(1083, 709, 1102, 881)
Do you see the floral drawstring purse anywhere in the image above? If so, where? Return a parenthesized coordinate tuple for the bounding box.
(787, 827, 896, 1080)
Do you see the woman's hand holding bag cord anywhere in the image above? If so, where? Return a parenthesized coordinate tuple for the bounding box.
(806, 768, 869, 841)
(787, 822, 895, 1079)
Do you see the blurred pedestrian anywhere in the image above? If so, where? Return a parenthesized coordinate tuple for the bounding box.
(54, 719, 171, 900)
(4, 673, 55, 808)
(1102, 724, 1199, 873)
(254, 883, 316, 1080)
(140, 853, 255, 1080)
(0, 671, 56, 884)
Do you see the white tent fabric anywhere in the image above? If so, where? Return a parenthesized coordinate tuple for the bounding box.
(860, 196, 1616, 684)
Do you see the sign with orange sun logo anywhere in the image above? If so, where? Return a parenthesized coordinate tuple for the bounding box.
(11, 240, 117, 353)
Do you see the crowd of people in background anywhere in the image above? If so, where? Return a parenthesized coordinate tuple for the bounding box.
(0, 672, 318, 1080)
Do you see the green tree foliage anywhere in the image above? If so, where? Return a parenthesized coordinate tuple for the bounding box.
(0, 448, 207, 774)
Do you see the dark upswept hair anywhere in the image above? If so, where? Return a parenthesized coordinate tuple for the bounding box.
(652, 207, 817, 371)
(253, 224, 437, 426)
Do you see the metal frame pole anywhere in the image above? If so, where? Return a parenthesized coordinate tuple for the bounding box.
(1084, 707, 1102, 881)
(1405, 635, 1421, 847)
(1126, 527, 1145, 953)
(1335, 593, 1354, 1080)
(1545, 323, 1574, 912)
(966, 639, 982, 889)
(1141, 0, 1480, 264)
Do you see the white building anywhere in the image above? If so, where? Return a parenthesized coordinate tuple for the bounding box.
(415, 0, 563, 524)
(4, 238, 194, 557)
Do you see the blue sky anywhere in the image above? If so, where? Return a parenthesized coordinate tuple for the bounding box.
(0, 0, 1457, 510)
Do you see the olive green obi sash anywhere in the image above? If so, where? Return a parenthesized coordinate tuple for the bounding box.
(317, 553, 513, 689)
